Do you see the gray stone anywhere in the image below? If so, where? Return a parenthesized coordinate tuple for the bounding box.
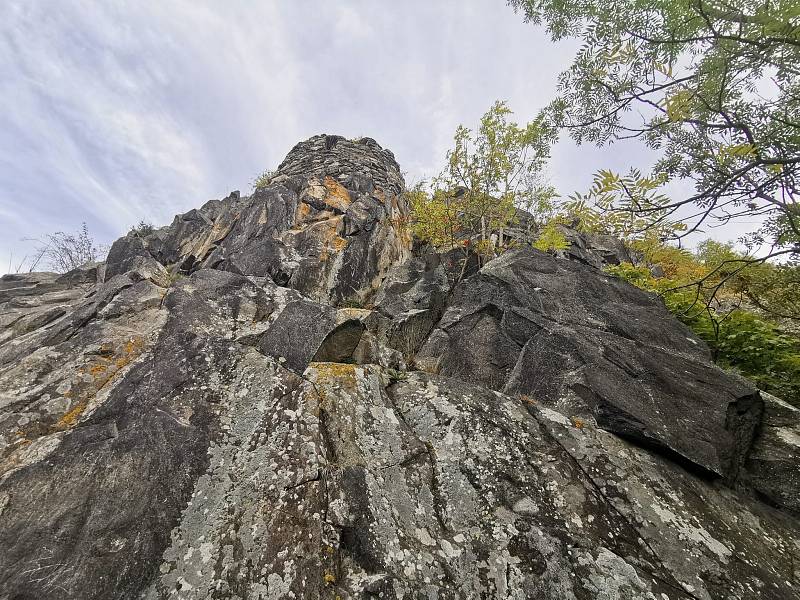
(253, 299, 337, 373)
(744, 392, 800, 514)
(417, 248, 763, 482)
(0, 135, 797, 600)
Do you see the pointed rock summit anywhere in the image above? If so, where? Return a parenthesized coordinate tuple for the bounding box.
(0, 136, 798, 599)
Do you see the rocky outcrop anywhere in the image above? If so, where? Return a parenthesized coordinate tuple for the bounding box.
(0, 135, 798, 599)
(416, 249, 764, 483)
(106, 134, 411, 306)
(744, 392, 800, 514)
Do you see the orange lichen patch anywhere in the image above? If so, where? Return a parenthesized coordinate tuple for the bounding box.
(51, 335, 147, 433)
(123, 337, 144, 355)
(55, 399, 89, 431)
(89, 363, 108, 377)
(323, 176, 351, 212)
(391, 213, 413, 249)
(313, 218, 348, 262)
(571, 416, 586, 429)
(309, 362, 358, 390)
(0, 437, 35, 478)
(519, 394, 537, 405)
(295, 201, 313, 224)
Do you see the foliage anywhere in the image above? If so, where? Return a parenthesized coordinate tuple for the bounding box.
(509, 0, 800, 258)
(565, 169, 687, 241)
(25, 223, 102, 274)
(129, 220, 154, 237)
(532, 220, 570, 252)
(605, 244, 800, 406)
(253, 169, 275, 191)
(410, 101, 557, 268)
(408, 184, 463, 250)
(691, 239, 800, 320)
(739, 261, 800, 320)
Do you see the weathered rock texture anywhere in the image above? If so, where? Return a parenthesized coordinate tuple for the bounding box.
(0, 135, 798, 600)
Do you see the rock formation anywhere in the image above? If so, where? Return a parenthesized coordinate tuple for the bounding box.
(0, 135, 798, 599)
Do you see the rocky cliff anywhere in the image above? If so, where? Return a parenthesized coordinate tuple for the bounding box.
(0, 135, 798, 600)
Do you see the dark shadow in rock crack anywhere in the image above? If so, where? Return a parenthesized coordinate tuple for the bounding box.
(313, 320, 366, 363)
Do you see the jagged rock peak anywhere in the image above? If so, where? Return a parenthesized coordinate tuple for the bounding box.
(275, 134, 404, 197)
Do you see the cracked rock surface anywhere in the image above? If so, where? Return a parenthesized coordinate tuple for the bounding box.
(0, 135, 798, 599)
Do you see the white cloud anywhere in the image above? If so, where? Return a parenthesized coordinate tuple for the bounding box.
(2, 0, 713, 271)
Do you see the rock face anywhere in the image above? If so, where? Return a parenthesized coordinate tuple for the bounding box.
(743, 392, 800, 514)
(0, 136, 798, 600)
(106, 134, 411, 306)
(416, 249, 764, 483)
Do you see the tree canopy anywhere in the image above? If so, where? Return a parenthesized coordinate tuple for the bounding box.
(509, 0, 800, 258)
(410, 101, 558, 265)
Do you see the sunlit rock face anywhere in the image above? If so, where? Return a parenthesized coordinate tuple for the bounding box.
(0, 136, 798, 600)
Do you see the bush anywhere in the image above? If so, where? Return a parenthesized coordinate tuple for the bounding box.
(130, 220, 154, 237)
(253, 170, 275, 191)
(25, 223, 102, 274)
(532, 221, 569, 253)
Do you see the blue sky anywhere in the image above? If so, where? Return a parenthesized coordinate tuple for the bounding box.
(1, 1, 691, 272)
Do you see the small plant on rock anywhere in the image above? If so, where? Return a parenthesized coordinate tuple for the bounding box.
(130, 220, 154, 237)
(253, 169, 276, 191)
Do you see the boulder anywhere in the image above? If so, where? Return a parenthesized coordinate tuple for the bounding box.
(744, 392, 800, 513)
(417, 248, 763, 482)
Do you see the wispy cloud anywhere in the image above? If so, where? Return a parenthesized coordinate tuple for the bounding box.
(2, 0, 714, 272)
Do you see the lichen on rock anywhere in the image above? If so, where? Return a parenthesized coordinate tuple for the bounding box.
(0, 135, 798, 599)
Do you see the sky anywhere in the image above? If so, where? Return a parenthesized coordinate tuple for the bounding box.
(1, 0, 702, 272)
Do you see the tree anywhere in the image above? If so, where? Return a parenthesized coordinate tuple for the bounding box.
(411, 101, 557, 267)
(565, 168, 688, 241)
(509, 0, 800, 259)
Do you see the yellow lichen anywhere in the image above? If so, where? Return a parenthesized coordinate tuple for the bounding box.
(323, 571, 336, 585)
(52, 335, 147, 433)
(571, 416, 585, 429)
(309, 362, 358, 390)
(55, 400, 89, 430)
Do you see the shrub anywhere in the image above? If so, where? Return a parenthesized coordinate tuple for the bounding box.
(533, 221, 570, 253)
(25, 222, 102, 273)
(130, 220, 154, 237)
(253, 170, 275, 191)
